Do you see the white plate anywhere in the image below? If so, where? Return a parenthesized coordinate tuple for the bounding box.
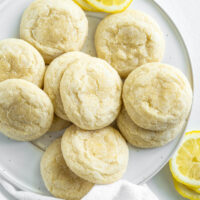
(0, 0, 193, 196)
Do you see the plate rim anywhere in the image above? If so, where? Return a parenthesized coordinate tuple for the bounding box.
(0, 0, 194, 194)
(137, 0, 194, 185)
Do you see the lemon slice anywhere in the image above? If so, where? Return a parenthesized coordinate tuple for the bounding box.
(170, 131, 200, 188)
(73, 0, 99, 11)
(194, 188, 200, 194)
(86, 0, 133, 13)
(188, 186, 200, 194)
(173, 178, 200, 199)
(195, 188, 200, 194)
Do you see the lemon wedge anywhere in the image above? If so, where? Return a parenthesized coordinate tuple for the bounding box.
(73, 0, 99, 11)
(86, 0, 133, 13)
(173, 178, 200, 199)
(170, 131, 200, 188)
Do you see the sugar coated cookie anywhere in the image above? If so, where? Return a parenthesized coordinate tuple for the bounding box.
(20, 0, 88, 64)
(123, 63, 192, 131)
(48, 115, 71, 132)
(60, 54, 122, 130)
(117, 108, 186, 148)
(45, 51, 122, 128)
(95, 10, 165, 77)
(41, 138, 94, 199)
(0, 38, 45, 87)
(0, 79, 54, 141)
(44, 52, 89, 120)
(61, 125, 129, 184)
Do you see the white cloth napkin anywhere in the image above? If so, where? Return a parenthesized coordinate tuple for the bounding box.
(83, 180, 159, 200)
(0, 176, 158, 200)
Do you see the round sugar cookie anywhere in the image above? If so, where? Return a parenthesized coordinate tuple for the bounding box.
(48, 115, 71, 132)
(123, 63, 192, 131)
(60, 55, 122, 130)
(0, 79, 54, 141)
(40, 138, 94, 199)
(61, 125, 129, 184)
(117, 108, 186, 148)
(95, 9, 165, 78)
(44, 52, 89, 120)
(20, 0, 88, 64)
(0, 38, 45, 87)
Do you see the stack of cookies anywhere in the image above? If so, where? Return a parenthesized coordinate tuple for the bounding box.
(0, 0, 192, 199)
(118, 63, 192, 148)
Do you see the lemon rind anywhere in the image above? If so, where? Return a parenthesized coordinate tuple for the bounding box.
(186, 130, 200, 135)
(86, 0, 133, 13)
(173, 179, 200, 200)
(188, 186, 200, 194)
(73, 0, 99, 12)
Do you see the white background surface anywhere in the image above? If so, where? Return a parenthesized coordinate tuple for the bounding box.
(0, 0, 200, 199)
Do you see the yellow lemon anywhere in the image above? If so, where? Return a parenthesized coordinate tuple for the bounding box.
(170, 131, 200, 188)
(173, 178, 200, 200)
(188, 186, 200, 194)
(73, 0, 99, 11)
(86, 0, 133, 13)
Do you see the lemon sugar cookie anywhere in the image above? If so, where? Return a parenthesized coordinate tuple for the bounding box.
(0, 79, 54, 141)
(95, 10, 165, 77)
(123, 63, 192, 131)
(44, 51, 122, 128)
(60, 55, 122, 130)
(44, 52, 89, 120)
(41, 138, 94, 199)
(0, 38, 45, 87)
(117, 108, 186, 148)
(20, 0, 88, 64)
(61, 125, 129, 184)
